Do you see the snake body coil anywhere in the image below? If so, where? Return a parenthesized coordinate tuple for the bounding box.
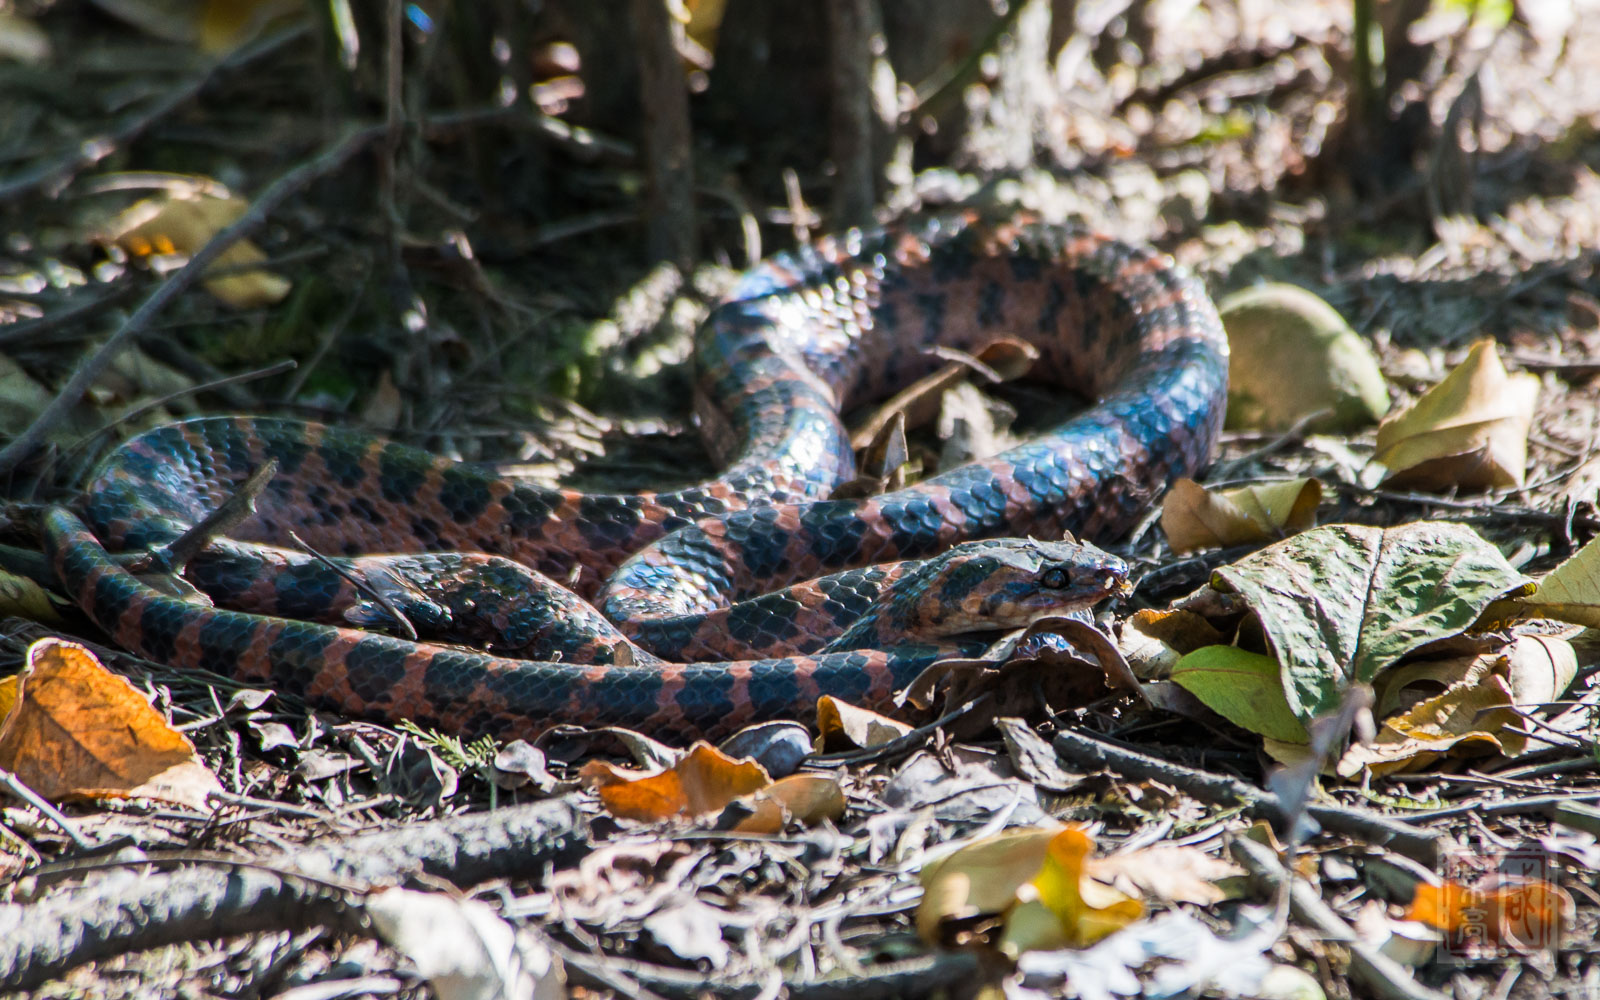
(47, 212, 1228, 740)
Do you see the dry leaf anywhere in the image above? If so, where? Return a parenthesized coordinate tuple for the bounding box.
(0, 639, 222, 810)
(916, 826, 1064, 942)
(0, 568, 61, 625)
(581, 741, 846, 831)
(815, 696, 913, 752)
(104, 193, 291, 308)
(367, 888, 564, 1000)
(1491, 536, 1600, 628)
(1219, 283, 1389, 432)
(1336, 673, 1524, 777)
(1373, 339, 1538, 490)
(733, 773, 847, 834)
(850, 338, 1036, 450)
(1118, 609, 1225, 679)
(582, 742, 770, 821)
(918, 827, 1226, 956)
(1406, 878, 1571, 955)
(1161, 477, 1322, 554)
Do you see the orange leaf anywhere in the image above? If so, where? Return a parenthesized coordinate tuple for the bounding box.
(0, 639, 222, 810)
(1407, 878, 1572, 953)
(583, 742, 771, 822)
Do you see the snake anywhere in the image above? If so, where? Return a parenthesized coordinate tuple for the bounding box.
(44, 210, 1228, 742)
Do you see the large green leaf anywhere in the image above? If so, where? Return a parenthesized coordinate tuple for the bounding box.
(1209, 523, 1531, 722)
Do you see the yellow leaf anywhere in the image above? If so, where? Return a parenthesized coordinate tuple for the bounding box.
(0, 568, 61, 625)
(582, 742, 771, 822)
(1493, 536, 1600, 628)
(103, 193, 291, 309)
(1374, 339, 1538, 490)
(199, 0, 306, 53)
(1161, 477, 1321, 554)
(815, 695, 913, 752)
(1219, 283, 1389, 432)
(1008, 827, 1142, 954)
(0, 639, 222, 810)
(916, 826, 1062, 942)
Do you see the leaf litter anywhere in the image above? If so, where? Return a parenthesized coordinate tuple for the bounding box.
(1, 1, 1600, 998)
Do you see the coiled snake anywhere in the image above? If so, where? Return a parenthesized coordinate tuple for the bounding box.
(46, 211, 1228, 741)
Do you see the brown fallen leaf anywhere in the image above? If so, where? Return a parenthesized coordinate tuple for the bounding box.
(103, 192, 291, 309)
(1373, 339, 1538, 491)
(734, 773, 847, 834)
(0, 638, 222, 811)
(814, 695, 913, 752)
(1160, 477, 1322, 554)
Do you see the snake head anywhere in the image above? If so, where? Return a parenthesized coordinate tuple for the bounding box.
(826, 538, 1131, 650)
(975, 538, 1131, 627)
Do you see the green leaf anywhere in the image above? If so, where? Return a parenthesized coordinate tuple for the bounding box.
(0, 568, 61, 624)
(1210, 523, 1531, 722)
(1170, 646, 1308, 743)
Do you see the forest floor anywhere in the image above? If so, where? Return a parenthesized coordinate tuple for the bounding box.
(1, 0, 1600, 998)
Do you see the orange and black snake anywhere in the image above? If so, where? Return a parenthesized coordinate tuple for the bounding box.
(45, 211, 1228, 741)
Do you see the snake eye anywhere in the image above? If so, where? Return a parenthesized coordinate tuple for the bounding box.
(1041, 567, 1069, 589)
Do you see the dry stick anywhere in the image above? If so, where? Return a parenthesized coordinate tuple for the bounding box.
(147, 460, 278, 575)
(827, 0, 876, 227)
(1051, 728, 1443, 866)
(0, 796, 587, 993)
(0, 125, 383, 481)
(0, 25, 309, 206)
(1231, 837, 1449, 1000)
(631, 0, 696, 268)
(286, 530, 419, 641)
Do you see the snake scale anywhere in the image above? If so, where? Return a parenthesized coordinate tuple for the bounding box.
(45, 211, 1229, 741)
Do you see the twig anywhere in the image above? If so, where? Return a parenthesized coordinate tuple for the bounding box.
(287, 530, 418, 641)
(1051, 727, 1441, 865)
(147, 459, 278, 575)
(1231, 837, 1450, 1000)
(827, 0, 876, 227)
(0, 125, 383, 480)
(64, 360, 297, 465)
(806, 693, 994, 767)
(0, 769, 98, 853)
(0, 796, 587, 992)
(0, 284, 141, 349)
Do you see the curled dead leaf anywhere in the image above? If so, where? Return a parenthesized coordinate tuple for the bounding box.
(815, 695, 913, 752)
(1160, 477, 1322, 554)
(1374, 339, 1538, 491)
